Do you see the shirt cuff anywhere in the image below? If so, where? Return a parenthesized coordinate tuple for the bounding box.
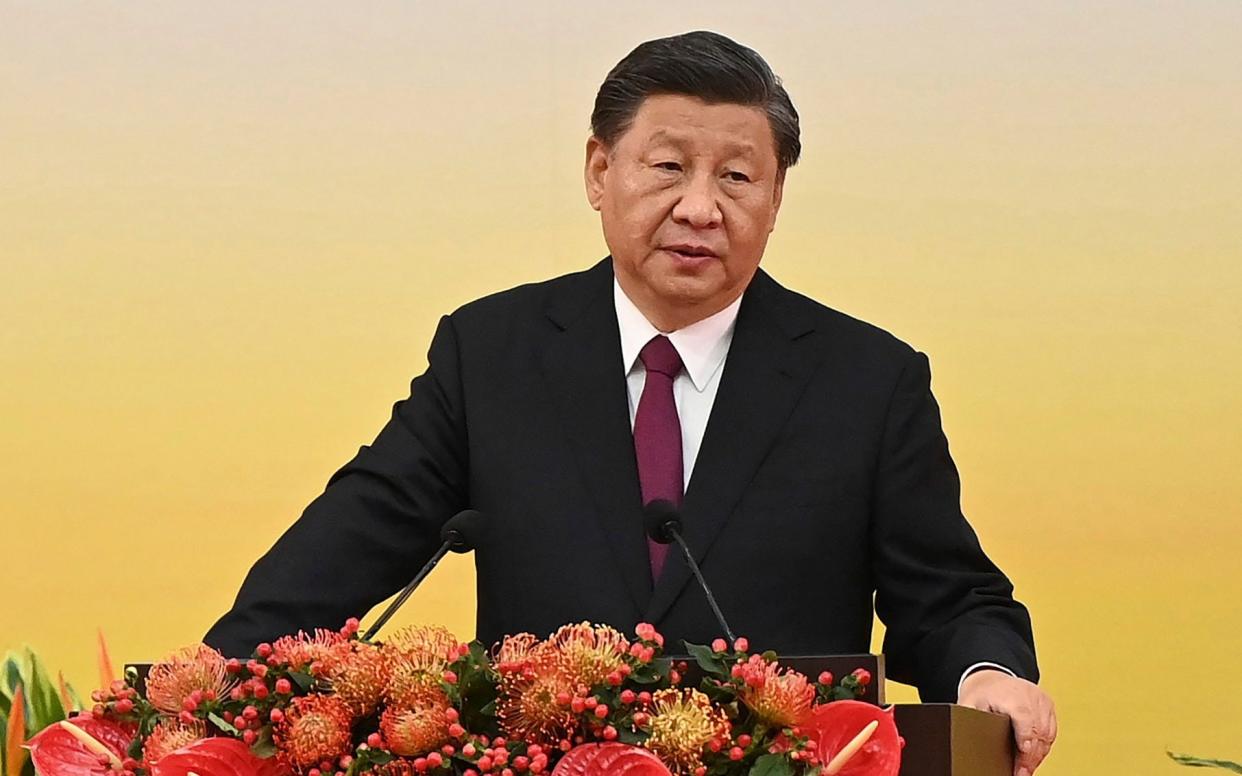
(956, 661, 1016, 700)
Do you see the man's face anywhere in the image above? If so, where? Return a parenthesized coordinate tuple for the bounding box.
(585, 94, 785, 327)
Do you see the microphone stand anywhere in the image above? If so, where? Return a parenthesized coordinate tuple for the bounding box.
(361, 542, 453, 641)
(667, 528, 737, 645)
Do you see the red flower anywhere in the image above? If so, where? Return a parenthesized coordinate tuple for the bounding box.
(272, 694, 355, 770)
(733, 655, 815, 728)
(801, 701, 902, 776)
(142, 720, 206, 767)
(150, 737, 291, 776)
(24, 715, 135, 776)
(379, 702, 452, 757)
(145, 645, 236, 716)
(551, 743, 673, 776)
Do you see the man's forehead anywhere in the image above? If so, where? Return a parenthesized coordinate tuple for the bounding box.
(622, 97, 774, 158)
(643, 127, 758, 156)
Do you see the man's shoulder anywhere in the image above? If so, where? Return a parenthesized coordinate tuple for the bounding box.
(445, 261, 608, 333)
(757, 271, 918, 363)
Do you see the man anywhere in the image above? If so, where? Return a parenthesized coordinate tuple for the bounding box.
(205, 31, 1056, 775)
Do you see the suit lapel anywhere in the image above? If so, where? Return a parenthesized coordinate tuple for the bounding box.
(540, 259, 652, 617)
(643, 270, 821, 627)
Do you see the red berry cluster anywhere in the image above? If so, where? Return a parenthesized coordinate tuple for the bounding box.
(91, 680, 139, 720)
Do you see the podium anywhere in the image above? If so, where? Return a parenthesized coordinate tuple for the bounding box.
(892, 704, 1014, 776)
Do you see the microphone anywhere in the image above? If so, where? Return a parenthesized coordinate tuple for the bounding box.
(642, 500, 737, 645)
(361, 509, 484, 641)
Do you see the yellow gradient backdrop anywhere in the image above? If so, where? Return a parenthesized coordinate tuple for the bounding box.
(3, 2, 1240, 773)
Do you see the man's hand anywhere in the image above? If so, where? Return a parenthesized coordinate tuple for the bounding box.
(958, 669, 1057, 776)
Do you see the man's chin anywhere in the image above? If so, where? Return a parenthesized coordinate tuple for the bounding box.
(652, 275, 731, 308)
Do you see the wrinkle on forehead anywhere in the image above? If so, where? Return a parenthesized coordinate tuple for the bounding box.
(644, 127, 758, 159)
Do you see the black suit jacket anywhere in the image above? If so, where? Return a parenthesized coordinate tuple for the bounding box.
(204, 258, 1037, 702)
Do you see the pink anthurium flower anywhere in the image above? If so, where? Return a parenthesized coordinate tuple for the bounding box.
(803, 700, 903, 776)
(150, 738, 290, 776)
(551, 743, 673, 776)
(24, 715, 135, 776)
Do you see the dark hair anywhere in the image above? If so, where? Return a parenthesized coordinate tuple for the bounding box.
(591, 31, 801, 171)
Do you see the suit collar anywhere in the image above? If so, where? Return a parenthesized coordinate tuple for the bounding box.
(613, 278, 742, 393)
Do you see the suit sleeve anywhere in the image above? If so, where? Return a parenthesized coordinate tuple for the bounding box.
(203, 315, 469, 657)
(870, 349, 1038, 702)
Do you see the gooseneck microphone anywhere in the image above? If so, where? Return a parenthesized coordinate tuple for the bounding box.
(642, 500, 737, 645)
(362, 509, 484, 641)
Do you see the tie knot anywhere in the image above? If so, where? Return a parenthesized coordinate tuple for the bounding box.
(639, 335, 683, 378)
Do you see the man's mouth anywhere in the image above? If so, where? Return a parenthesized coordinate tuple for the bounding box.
(662, 244, 720, 260)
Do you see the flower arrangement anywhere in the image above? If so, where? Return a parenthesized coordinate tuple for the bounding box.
(24, 621, 901, 776)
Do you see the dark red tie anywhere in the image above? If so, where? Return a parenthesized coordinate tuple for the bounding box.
(633, 335, 684, 580)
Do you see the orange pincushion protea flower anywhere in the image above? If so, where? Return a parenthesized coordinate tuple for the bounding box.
(381, 625, 460, 710)
(548, 622, 629, 687)
(273, 694, 355, 770)
(642, 689, 730, 776)
(494, 633, 542, 676)
(327, 642, 388, 715)
(142, 719, 206, 766)
(495, 637, 575, 747)
(379, 702, 452, 757)
(383, 625, 460, 671)
(271, 629, 346, 676)
(145, 645, 236, 715)
(735, 655, 815, 728)
(496, 669, 575, 747)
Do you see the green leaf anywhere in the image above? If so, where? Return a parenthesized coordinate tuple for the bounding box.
(1168, 751, 1242, 772)
(616, 726, 644, 745)
(2, 655, 21, 701)
(250, 728, 277, 758)
(61, 681, 84, 714)
(748, 753, 795, 776)
(685, 643, 724, 676)
(23, 650, 66, 730)
(628, 670, 663, 686)
(288, 671, 315, 692)
(209, 712, 240, 734)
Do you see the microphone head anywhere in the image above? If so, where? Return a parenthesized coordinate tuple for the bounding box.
(440, 509, 485, 553)
(642, 500, 682, 545)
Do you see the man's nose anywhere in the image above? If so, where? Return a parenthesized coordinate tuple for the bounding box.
(671, 174, 723, 228)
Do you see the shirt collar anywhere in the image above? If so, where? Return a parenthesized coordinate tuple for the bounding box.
(614, 277, 742, 392)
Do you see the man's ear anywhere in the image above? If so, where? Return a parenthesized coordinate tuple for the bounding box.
(768, 168, 786, 233)
(584, 136, 609, 211)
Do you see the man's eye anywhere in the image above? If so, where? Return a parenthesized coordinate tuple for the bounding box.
(725, 170, 751, 183)
(654, 162, 682, 171)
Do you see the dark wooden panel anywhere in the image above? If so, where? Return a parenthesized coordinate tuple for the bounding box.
(894, 704, 1013, 776)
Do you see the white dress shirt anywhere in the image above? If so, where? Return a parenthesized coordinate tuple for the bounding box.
(612, 277, 1013, 699)
(614, 278, 741, 489)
